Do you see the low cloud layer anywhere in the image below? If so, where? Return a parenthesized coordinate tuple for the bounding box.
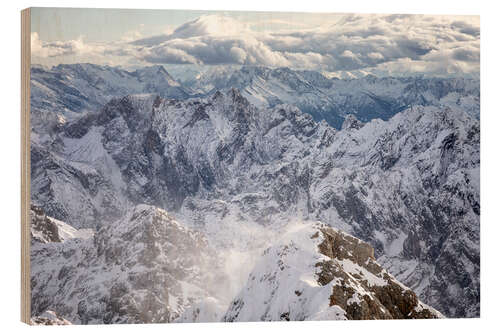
(32, 13, 480, 77)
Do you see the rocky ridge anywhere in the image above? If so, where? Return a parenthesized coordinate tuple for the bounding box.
(30, 311, 72, 325)
(224, 222, 443, 321)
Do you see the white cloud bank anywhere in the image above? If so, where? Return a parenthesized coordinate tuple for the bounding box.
(32, 13, 480, 77)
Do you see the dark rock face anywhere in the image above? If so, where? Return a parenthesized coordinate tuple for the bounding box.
(30, 205, 62, 243)
(316, 227, 439, 320)
(403, 230, 421, 259)
(31, 89, 479, 318)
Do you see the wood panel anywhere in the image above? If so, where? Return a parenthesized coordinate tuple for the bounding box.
(21, 7, 31, 325)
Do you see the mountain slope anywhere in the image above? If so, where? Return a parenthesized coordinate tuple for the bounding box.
(31, 204, 94, 243)
(30, 205, 223, 324)
(31, 89, 479, 317)
(224, 222, 443, 321)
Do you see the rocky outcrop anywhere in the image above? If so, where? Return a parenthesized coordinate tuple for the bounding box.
(224, 222, 443, 321)
(30, 205, 93, 244)
(341, 114, 363, 130)
(30, 208, 442, 324)
(30, 311, 72, 325)
(316, 227, 439, 319)
(31, 205, 62, 243)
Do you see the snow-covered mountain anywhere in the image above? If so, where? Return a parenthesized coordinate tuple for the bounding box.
(31, 204, 224, 324)
(188, 66, 480, 128)
(224, 222, 443, 321)
(31, 88, 479, 318)
(31, 63, 479, 133)
(30, 63, 192, 133)
(30, 205, 442, 323)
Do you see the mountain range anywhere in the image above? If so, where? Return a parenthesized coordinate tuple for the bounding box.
(30, 64, 191, 133)
(31, 64, 479, 131)
(187, 66, 480, 128)
(29, 63, 480, 321)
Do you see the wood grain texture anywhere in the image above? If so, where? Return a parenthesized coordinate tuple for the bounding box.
(21, 7, 31, 325)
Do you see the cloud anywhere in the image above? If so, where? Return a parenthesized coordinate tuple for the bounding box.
(32, 13, 480, 76)
(262, 14, 479, 75)
(131, 15, 251, 47)
(31, 32, 138, 68)
(172, 15, 250, 38)
(141, 45, 200, 64)
(31, 32, 95, 58)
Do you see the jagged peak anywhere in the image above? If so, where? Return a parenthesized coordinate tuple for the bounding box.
(228, 87, 248, 104)
(212, 90, 224, 101)
(341, 114, 364, 130)
(102, 204, 188, 238)
(134, 64, 169, 77)
(208, 88, 251, 110)
(141, 64, 167, 72)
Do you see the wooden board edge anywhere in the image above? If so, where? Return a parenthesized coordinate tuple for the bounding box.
(21, 7, 31, 325)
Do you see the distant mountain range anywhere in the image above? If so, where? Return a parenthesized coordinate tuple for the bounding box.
(30, 64, 191, 132)
(186, 66, 479, 128)
(31, 64, 479, 131)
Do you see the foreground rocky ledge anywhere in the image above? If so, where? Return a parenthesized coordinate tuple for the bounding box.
(30, 311, 72, 325)
(224, 222, 444, 321)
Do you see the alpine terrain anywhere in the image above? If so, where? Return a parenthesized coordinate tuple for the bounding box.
(29, 64, 479, 323)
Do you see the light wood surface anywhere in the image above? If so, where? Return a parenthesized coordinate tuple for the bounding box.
(21, 7, 31, 325)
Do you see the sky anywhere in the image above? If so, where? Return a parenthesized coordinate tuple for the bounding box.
(31, 8, 480, 77)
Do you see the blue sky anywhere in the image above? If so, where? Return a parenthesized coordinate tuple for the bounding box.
(31, 8, 480, 77)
